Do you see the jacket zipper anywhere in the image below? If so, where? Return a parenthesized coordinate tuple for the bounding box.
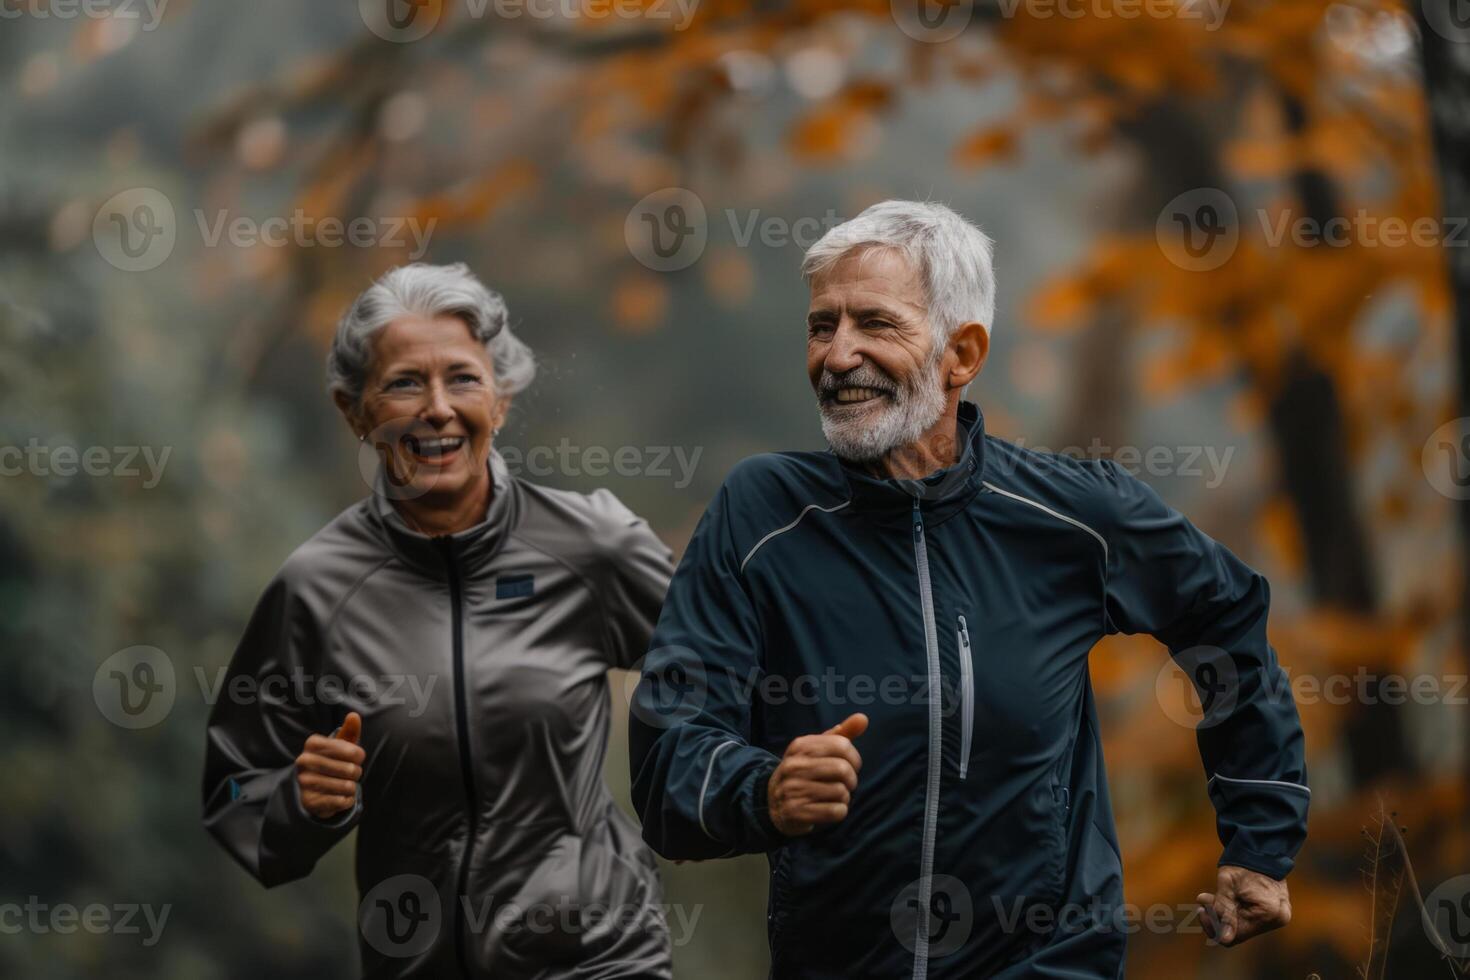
(439, 537, 478, 979)
(957, 615, 973, 781)
(910, 498, 942, 980)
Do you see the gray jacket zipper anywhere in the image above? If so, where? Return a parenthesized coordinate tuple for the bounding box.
(910, 498, 942, 980)
(957, 615, 973, 781)
(439, 537, 478, 980)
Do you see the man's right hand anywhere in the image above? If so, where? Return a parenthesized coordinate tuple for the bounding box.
(768, 713, 868, 836)
(296, 711, 365, 819)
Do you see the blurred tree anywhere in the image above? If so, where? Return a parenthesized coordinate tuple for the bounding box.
(1414, 0, 1470, 659)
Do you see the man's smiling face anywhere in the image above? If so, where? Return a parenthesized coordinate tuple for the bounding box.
(806, 246, 947, 463)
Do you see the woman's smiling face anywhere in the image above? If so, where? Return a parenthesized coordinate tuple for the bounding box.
(344, 313, 507, 507)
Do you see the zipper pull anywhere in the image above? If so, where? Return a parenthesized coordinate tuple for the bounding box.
(912, 498, 923, 539)
(958, 615, 970, 649)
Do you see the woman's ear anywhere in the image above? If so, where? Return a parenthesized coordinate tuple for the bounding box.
(333, 390, 364, 440)
(491, 396, 513, 435)
(947, 321, 990, 391)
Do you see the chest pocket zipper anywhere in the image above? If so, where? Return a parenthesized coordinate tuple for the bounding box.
(957, 615, 974, 780)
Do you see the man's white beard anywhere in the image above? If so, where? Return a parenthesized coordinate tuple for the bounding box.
(819, 356, 947, 464)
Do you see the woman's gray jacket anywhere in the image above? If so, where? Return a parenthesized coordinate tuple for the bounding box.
(202, 451, 676, 978)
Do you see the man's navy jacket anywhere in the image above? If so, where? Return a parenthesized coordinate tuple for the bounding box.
(628, 401, 1309, 978)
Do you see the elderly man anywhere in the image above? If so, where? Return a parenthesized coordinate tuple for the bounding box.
(628, 200, 1308, 978)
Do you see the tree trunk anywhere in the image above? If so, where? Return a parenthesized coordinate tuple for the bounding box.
(1414, 0, 1470, 699)
(1270, 90, 1414, 785)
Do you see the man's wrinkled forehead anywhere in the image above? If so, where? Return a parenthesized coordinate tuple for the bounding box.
(807, 246, 928, 315)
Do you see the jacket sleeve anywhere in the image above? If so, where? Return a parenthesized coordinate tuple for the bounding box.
(587, 488, 677, 671)
(1096, 460, 1309, 881)
(201, 572, 362, 887)
(627, 480, 786, 860)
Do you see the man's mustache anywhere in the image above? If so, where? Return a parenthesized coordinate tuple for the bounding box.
(818, 367, 900, 401)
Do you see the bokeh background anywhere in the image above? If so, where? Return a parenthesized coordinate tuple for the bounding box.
(2, 0, 1469, 977)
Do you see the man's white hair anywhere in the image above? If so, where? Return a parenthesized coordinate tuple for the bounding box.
(801, 200, 996, 348)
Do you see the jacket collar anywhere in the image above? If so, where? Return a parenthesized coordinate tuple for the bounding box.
(839, 400, 986, 522)
(367, 448, 517, 580)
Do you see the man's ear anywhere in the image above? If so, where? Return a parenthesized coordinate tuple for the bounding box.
(333, 390, 364, 439)
(946, 321, 989, 391)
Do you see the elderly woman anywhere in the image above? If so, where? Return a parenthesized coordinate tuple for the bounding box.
(202, 263, 676, 979)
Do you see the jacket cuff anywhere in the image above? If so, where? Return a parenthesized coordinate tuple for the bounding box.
(740, 758, 786, 852)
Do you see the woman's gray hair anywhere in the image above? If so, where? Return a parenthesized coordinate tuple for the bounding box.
(801, 200, 996, 348)
(326, 262, 536, 404)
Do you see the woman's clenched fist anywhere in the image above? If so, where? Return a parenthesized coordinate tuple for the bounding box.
(296, 711, 365, 819)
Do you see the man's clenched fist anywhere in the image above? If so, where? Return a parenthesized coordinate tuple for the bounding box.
(296, 711, 365, 819)
(768, 713, 868, 836)
(1197, 864, 1291, 946)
